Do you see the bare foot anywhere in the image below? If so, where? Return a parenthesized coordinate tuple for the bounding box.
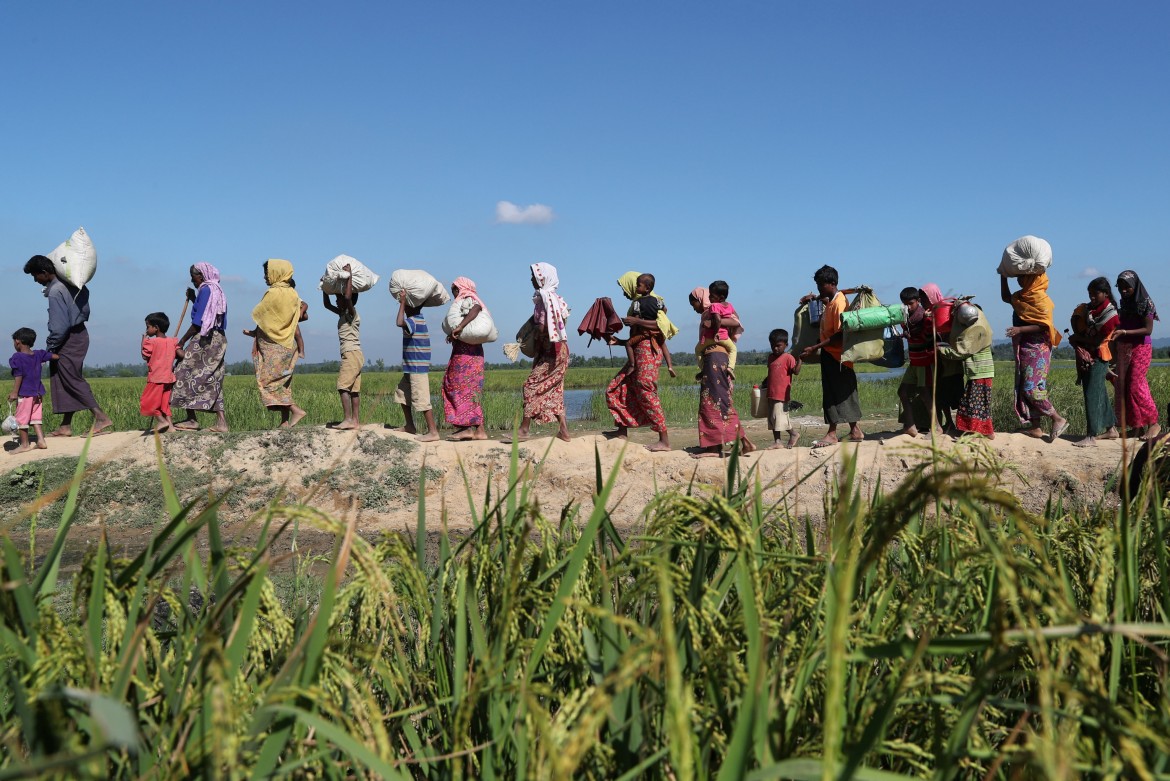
(173, 421, 200, 431)
(811, 436, 839, 449)
(10, 445, 31, 454)
(691, 451, 721, 459)
(557, 430, 571, 442)
(1142, 424, 1162, 441)
(209, 425, 230, 433)
(645, 442, 671, 452)
(402, 426, 418, 435)
(471, 431, 489, 440)
(36, 441, 47, 449)
(900, 426, 918, 437)
(766, 442, 787, 450)
(47, 429, 71, 437)
(740, 439, 757, 454)
(602, 429, 628, 440)
(334, 421, 358, 431)
(1072, 437, 1097, 448)
(288, 408, 307, 428)
(786, 435, 800, 448)
(417, 432, 440, 442)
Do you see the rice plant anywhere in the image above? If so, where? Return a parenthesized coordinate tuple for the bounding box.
(2, 427, 1170, 777)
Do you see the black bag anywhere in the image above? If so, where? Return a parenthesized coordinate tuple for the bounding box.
(871, 328, 905, 369)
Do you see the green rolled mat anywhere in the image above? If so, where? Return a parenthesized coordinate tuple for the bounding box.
(841, 304, 905, 332)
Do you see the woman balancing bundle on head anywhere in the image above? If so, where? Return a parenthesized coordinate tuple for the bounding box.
(248, 259, 307, 428)
(1000, 270, 1068, 442)
(1113, 270, 1161, 441)
(173, 263, 229, 432)
(442, 276, 489, 441)
(510, 262, 571, 443)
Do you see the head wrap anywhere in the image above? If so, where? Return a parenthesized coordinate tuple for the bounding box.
(617, 271, 679, 340)
(531, 262, 569, 342)
(1116, 270, 1159, 322)
(920, 283, 944, 308)
(1011, 272, 1061, 346)
(251, 259, 301, 349)
(452, 276, 488, 313)
(193, 262, 227, 337)
(689, 287, 710, 310)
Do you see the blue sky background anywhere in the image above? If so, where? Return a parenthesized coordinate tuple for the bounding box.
(3, 2, 1168, 366)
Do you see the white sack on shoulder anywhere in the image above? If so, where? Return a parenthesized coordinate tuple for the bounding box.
(999, 236, 1053, 277)
(389, 269, 450, 308)
(319, 255, 380, 293)
(441, 298, 499, 344)
(47, 227, 98, 288)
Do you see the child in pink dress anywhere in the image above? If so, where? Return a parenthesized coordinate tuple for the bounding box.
(695, 280, 742, 374)
(141, 312, 184, 433)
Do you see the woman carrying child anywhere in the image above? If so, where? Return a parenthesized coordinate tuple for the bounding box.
(604, 271, 675, 452)
(1068, 277, 1120, 446)
(173, 263, 229, 432)
(513, 262, 571, 442)
(690, 286, 755, 458)
(249, 259, 307, 428)
(443, 276, 489, 441)
(1000, 270, 1068, 442)
(1113, 270, 1161, 440)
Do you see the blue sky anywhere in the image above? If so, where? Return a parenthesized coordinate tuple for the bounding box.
(3, 2, 1168, 366)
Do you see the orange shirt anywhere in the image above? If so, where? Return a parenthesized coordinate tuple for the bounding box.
(819, 291, 847, 363)
(142, 335, 179, 384)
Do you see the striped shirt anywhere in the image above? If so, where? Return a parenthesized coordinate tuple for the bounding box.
(402, 314, 430, 373)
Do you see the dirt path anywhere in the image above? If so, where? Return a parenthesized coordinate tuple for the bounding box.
(4, 421, 1136, 550)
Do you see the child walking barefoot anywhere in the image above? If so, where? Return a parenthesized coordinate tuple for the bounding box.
(141, 312, 184, 434)
(764, 329, 802, 449)
(8, 328, 55, 453)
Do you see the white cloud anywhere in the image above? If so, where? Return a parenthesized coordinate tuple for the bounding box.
(495, 200, 555, 225)
(1079, 266, 1099, 278)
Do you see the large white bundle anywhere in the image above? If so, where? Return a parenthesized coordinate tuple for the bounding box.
(319, 254, 379, 294)
(47, 227, 97, 287)
(388, 269, 450, 308)
(999, 235, 1053, 277)
(441, 298, 499, 344)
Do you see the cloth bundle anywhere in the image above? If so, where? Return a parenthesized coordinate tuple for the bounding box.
(840, 287, 887, 364)
(790, 302, 819, 356)
(841, 304, 906, 332)
(48, 226, 98, 288)
(388, 269, 450, 308)
(319, 255, 380, 294)
(999, 235, 1053, 277)
(442, 298, 498, 344)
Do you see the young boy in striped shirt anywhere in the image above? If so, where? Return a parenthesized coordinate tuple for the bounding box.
(395, 291, 439, 441)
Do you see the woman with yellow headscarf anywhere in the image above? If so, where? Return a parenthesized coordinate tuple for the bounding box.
(604, 271, 675, 452)
(249, 259, 307, 427)
(1000, 270, 1067, 442)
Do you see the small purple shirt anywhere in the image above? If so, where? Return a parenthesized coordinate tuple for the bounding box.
(9, 350, 52, 397)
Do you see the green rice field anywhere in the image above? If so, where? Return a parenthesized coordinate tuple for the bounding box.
(2, 435, 1170, 777)
(33, 362, 1169, 437)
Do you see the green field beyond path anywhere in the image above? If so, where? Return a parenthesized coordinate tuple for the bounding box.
(34, 362, 1169, 438)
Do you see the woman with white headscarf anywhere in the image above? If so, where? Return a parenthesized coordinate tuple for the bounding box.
(512, 262, 571, 442)
(173, 262, 229, 431)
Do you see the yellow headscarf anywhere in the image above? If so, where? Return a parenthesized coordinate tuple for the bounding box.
(1011, 272, 1061, 346)
(251, 259, 301, 349)
(617, 271, 679, 340)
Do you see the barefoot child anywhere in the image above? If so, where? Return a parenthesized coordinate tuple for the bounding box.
(695, 280, 741, 376)
(396, 291, 439, 441)
(322, 267, 362, 430)
(8, 329, 55, 453)
(765, 329, 802, 449)
(141, 312, 184, 433)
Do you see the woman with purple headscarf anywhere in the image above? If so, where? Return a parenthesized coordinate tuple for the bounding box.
(173, 263, 229, 431)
